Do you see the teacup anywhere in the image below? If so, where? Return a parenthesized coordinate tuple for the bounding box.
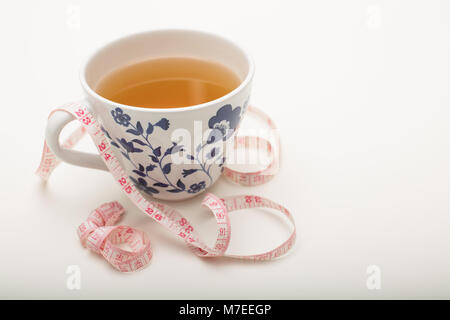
(45, 29, 254, 200)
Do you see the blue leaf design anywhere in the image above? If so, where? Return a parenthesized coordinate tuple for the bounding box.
(126, 128, 140, 135)
(150, 155, 159, 163)
(207, 129, 224, 144)
(182, 169, 198, 178)
(111, 141, 120, 148)
(162, 163, 171, 174)
(101, 127, 112, 140)
(121, 152, 130, 160)
(146, 164, 156, 171)
(207, 135, 216, 144)
(164, 142, 175, 155)
(186, 154, 195, 160)
(167, 189, 183, 193)
(132, 139, 147, 146)
(207, 148, 217, 159)
(118, 138, 142, 153)
(138, 164, 144, 172)
(146, 123, 154, 135)
(219, 156, 226, 167)
(146, 187, 159, 194)
(136, 121, 144, 135)
(132, 170, 146, 177)
(137, 178, 147, 186)
(176, 179, 185, 190)
(153, 182, 169, 188)
(118, 138, 130, 150)
(153, 146, 161, 157)
(171, 145, 183, 154)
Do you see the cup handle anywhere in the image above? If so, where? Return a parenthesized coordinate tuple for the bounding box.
(45, 108, 108, 171)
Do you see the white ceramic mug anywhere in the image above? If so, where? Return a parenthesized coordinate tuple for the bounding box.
(45, 29, 254, 200)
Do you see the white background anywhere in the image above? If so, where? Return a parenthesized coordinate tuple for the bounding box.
(1, 0, 450, 299)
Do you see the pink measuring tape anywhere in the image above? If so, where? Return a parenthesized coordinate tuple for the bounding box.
(36, 102, 296, 272)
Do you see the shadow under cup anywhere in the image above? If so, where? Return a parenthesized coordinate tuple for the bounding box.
(80, 30, 254, 200)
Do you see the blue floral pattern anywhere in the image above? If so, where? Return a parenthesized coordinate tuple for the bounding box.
(208, 104, 241, 141)
(187, 181, 206, 194)
(103, 103, 244, 196)
(111, 108, 131, 127)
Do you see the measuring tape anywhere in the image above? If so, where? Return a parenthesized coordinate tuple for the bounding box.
(36, 101, 296, 272)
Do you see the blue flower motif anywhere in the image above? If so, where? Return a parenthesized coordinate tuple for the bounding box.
(187, 181, 206, 194)
(106, 105, 222, 196)
(182, 168, 198, 178)
(111, 107, 131, 127)
(154, 118, 170, 130)
(208, 104, 241, 140)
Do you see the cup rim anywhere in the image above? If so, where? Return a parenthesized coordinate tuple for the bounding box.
(79, 29, 254, 113)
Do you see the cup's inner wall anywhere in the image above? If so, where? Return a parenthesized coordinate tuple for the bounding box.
(84, 30, 250, 96)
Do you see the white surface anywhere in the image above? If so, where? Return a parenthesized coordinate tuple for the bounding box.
(1, 0, 450, 299)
